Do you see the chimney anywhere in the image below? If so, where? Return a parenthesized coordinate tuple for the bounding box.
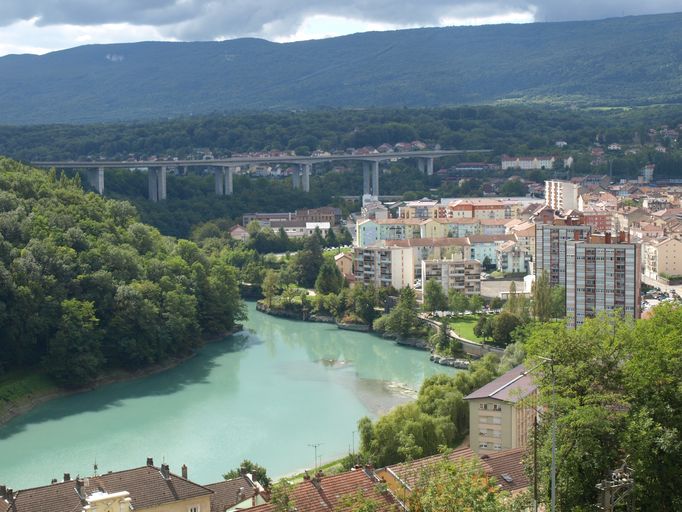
(75, 478, 84, 496)
(181, 464, 188, 479)
(63, 473, 71, 482)
(0, 485, 5, 497)
(302, 471, 311, 481)
(51, 479, 58, 485)
(160, 463, 171, 480)
(146, 457, 154, 467)
(6, 489, 14, 504)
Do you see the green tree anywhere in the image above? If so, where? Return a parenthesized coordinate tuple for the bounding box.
(315, 260, 344, 295)
(406, 458, 515, 512)
(46, 299, 103, 387)
(473, 315, 493, 342)
(423, 279, 447, 314)
(532, 271, 552, 322)
(262, 270, 280, 307)
(549, 285, 566, 319)
(449, 290, 469, 316)
(492, 311, 520, 346)
(469, 294, 485, 314)
(385, 287, 420, 339)
(324, 227, 338, 248)
(223, 460, 272, 489)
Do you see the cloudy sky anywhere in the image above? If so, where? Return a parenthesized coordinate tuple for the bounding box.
(0, 0, 680, 56)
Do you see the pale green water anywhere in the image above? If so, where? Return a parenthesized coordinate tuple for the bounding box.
(0, 302, 454, 489)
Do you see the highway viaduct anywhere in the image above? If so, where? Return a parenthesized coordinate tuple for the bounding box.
(31, 149, 490, 201)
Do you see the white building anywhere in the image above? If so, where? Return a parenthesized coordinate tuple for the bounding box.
(421, 259, 481, 295)
(545, 180, 581, 212)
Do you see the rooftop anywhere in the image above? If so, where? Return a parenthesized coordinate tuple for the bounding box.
(464, 364, 537, 403)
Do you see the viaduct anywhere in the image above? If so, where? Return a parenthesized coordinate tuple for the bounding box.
(31, 149, 489, 202)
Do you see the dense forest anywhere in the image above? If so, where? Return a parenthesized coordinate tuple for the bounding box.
(2, 12, 682, 124)
(4, 106, 682, 162)
(0, 158, 245, 388)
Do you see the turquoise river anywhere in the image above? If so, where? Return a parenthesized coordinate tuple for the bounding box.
(0, 302, 455, 489)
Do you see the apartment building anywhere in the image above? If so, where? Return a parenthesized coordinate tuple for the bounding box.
(502, 155, 566, 170)
(352, 246, 415, 288)
(535, 211, 592, 286)
(464, 365, 537, 455)
(565, 232, 641, 328)
(421, 258, 481, 295)
(386, 238, 472, 282)
(642, 237, 682, 281)
(355, 218, 424, 247)
(545, 180, 581, 211)
(496, 240, 529, 273)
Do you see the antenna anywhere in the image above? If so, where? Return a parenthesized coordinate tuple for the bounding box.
(308, 443, 322, 470)
(93, 458, 98, 476)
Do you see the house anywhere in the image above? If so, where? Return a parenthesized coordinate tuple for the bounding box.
(207, 475, 268, 512)
(642, 237, 682, 281)
(464, 365, 537, 455)
(243, 469, 395, 512)
(496, 240, 528, 274)
(607, 143, 622, 151)
(377, 447, 529, 502)
(230, 225, 250, 242)
(334, 252, 354, 281)
(501, 155, 556, 170)
(0, 460, 213, 512)
(467, 234, 515, 267)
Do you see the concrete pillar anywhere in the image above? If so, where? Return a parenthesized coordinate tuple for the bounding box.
(417, 159, 426, 173)
(214, 167, 224, 195)
(426, 157, 434, 176)
(363, 162, 371, 196)
(159, 166, 167, 200)
(87, 167, 105, 195)
(292, 167, 301, 189)
(148, 166, 167, 201)
(302, 164, 311, 192)
(226, 166, 233, 195)
(148, 168, 158, 202)
(371, 160, 379, 197)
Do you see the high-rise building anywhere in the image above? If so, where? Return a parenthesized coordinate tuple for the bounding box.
(545, 180, 581, 211)
(565, 232, 641, 328)
(535, 210, 592, 286)
(421, 258, 481, 295)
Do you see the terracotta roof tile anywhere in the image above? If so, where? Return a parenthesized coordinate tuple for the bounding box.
(206, 476, 258, 512)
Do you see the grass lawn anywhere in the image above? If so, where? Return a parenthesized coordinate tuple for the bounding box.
(0, 370, 55, 415)
(448, 315, 486, 343)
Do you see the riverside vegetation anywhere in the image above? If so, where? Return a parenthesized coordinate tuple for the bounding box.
(0, 158, 246, 412)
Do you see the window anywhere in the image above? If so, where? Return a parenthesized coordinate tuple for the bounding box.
(492, 404, 502, 412)
(479, 403, 488, 410)
(189, 507, 200, 512)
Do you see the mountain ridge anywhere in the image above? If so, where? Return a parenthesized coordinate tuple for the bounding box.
(2, 12, 682, 124)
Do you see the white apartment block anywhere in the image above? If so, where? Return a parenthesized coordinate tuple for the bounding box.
(352, 246, 415, 289)
(545, 180, 581, 212)
(642, 237, 682, 280)
(565, 233, 641, 328)
(421, 259, 481, 295)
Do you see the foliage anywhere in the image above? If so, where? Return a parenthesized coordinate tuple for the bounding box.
(223, 459, 272, 490)
(448, 290, 469, 316)
(0, 158, 246, 387)
(491, 311, 521, 347)
(531, 271, 553, 322)
(405, 458, 514, 512)
(381, 287, 421, 339)
(261, 270, 280, 307)
(473, 315, 494, 342)
(524, 306, 682, 511)
(315, 259, 344, 295)
(358, 355, 501, 467)
(422, 279, 447, 314)
(269, 479, 295, 512)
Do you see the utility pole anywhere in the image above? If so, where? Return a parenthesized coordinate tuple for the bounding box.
(308, 443, 322, 471)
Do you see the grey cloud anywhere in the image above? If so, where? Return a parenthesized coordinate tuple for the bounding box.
(1, 0, 680, 41)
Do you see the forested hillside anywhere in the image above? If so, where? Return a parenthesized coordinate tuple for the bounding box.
(0, 158, 245, 387)
(2, 12, 682, 124)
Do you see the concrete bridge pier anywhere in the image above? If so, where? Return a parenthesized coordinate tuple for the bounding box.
(87, 167, 105, 195)
(426, 157, 434, 176)
(214, 166, 234, 195)
(301, 164, 311, 192)
(417, 157, 434, 175)
(363, 162, 371, 195)
(148, 166, 167, 201)
(292, 167, 301, 189)
(371, 160, 380, 197)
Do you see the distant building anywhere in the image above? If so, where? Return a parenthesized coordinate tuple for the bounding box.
(353, 246, 414, 289)
(230, 224, 250, 242)
(295, 207, 342, 225)
(565, 232, 641, 328)
(464, 365, 537, 455)
(535, 211, 592, 286)
(501, 155, 572, 171)
(545, 180, 581, 212)
(421, 258, 481, 295)
(642, 237, 682, 281)
(334, 252, 354, 281)
(641, 164, 655, 183)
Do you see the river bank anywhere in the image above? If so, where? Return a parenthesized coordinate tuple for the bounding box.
(0, 324, 243, 428)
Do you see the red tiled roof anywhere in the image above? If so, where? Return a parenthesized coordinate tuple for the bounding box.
(385, 237, 471, 247)
(2, 465, 213, 512)
(244, 469, 394, 512)
(206, 476, 259, 512)
(481, 448, 529, 493)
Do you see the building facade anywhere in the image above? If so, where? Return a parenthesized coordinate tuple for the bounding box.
(565, 233, 641, 328)
(545, 180, 581, 212)
(535, 214, 592, 286)
(642, 237, 682, 280)
(421, 259, 481, 295)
